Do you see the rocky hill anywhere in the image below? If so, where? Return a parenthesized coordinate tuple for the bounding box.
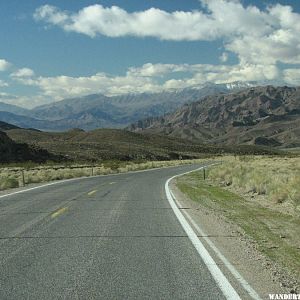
(0, 120, 19, 130)
(0, 131, 61, 163)
(129, 86, 300, 148)
(0, 121, 64, 163)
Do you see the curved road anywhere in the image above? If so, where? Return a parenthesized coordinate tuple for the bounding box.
(0, 164, 228, 299)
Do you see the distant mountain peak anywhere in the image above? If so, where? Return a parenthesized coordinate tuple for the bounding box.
(225, 81, 256, 90)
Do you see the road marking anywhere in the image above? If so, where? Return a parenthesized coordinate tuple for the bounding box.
(181, 208, 261, 299)
(165, 166, 262, 300)
(88, 190, 97, 196)
(51, 207, 68, 218)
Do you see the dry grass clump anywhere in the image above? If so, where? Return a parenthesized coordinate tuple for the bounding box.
(209, 156, 300, 210)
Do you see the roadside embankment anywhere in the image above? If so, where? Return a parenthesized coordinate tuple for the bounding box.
(176, 155, 300, 293)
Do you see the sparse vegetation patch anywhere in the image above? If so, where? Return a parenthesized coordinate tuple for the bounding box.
(208, 156, 300, 212)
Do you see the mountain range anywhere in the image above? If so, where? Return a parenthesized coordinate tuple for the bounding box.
(0, 82, 299, 149)
(128, 86, 300, 148)
(2, 83, 293, 163)
(0, 82, 254, 131)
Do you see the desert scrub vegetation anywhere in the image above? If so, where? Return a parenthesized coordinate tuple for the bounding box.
(0, 158, 206, 192)
(0, 175, 19, 190)
(208, 155, 300, 214)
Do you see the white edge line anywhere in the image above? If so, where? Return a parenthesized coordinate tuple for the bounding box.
(0, 177, 80, 199)
(181, 208, 261, 300)
(165, 166, 261, 300)
(0, 163, 198, 200)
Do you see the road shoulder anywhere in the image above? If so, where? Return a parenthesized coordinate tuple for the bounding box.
(170, 180, 295, 299)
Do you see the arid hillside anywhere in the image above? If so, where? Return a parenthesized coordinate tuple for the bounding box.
(0, 128, 60, 163)
(5, 126, 280, 163)
(129, 86, 300, 148)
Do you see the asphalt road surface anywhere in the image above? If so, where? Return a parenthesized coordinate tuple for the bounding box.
(0, 164, 229, 299)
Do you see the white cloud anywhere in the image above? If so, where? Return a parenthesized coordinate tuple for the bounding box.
(33, 1, 274, 42)
(11, 68, 35, 78)
(283, 69, 300, 86)
(0, 92, 18, 101)
(0, 92, 51, 108)
(219, 52, 229, 63)
(30, 1, 300, 99)
(34, 1, 300, 68)
(34, 4, 218, 41)
(127, 63, 193, 77)
(3, 60, 299, 108)
(12, 62, 285, 105)
(161, 63, 281, 89)
(34, 5, 69, 26)
(0, 80, 8, 87)
(0, 59, 11, 71)
(22, 72, 162, 100)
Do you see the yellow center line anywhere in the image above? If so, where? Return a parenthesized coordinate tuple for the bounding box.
(51, 207, 68, 218)
(88, 190, 98, 196)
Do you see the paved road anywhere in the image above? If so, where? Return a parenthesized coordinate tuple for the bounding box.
(0, 164, 227, 299)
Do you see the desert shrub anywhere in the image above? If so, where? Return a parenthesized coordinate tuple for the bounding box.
(209, 155, 300, 207)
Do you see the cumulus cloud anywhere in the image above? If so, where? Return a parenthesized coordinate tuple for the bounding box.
(34, 1, 300, 67)
(0, 59, 11, 71)
(34, 4, 218, 41)
(33, 1, 273, 41)
(11, 68, 35, 78)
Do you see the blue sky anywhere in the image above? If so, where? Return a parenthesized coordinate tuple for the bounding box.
(0, 0, 300, 107)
